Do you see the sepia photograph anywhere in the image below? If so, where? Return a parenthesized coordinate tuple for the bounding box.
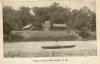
(3, 0, 97, 58)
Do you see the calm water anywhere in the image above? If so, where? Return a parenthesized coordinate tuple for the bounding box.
(4, 41, 97, 53)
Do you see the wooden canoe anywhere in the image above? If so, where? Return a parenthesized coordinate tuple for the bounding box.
(41, 45, 76, 49)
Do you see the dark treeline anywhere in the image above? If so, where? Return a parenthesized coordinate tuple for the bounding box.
(3, 2, 96, 35)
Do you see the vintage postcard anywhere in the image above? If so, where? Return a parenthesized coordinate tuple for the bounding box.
(0, 0, 100, 64)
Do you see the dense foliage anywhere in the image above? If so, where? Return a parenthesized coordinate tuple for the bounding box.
(3, 2, 96, 40)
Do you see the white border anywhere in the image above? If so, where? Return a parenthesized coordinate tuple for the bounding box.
(0, 0, 100, 64)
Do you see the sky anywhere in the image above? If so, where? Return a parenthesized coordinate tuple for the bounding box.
(3, 0, 96, 12)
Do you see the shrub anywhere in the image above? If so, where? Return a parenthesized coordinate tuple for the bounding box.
(7, 31, 78, 42)
(10, 33, 24, 42)
(79, 31, 91, 38)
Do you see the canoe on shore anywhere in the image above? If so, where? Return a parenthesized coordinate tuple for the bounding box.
(41, 45, 76, 49)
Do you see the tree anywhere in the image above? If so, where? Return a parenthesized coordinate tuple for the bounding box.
(67, 6, 93, 31)
(18, 6, 34, 27)
(32, 2, 71, 24)
(49, 3, 71, 24)
(3, 6, 17, 30)
(90, 12, 96, 31)
(3, 6, 18, 41)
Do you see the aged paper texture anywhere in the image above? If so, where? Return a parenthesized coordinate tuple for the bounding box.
(0, 0, 100, 64)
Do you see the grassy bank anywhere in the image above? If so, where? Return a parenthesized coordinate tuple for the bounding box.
(4, 30, 96, 42)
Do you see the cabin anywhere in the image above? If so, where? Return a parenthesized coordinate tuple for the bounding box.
(22, 21, 68, 31)
(22, 24, 36, 30)
(52, 24, 68, 31)
(43, 21, 68, 31)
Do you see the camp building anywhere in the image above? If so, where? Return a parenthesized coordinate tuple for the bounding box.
(22, 21, 68, 31)
(43, 21, 68, 31)
(22, 24, 36, 30)
(52, 24, 68, 31)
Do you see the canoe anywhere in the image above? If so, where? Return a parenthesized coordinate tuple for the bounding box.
(41, 45, 76, 49)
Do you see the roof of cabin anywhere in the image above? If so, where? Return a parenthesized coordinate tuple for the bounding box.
(22, 24, 35, 29)
(53, 24, 67, 27)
